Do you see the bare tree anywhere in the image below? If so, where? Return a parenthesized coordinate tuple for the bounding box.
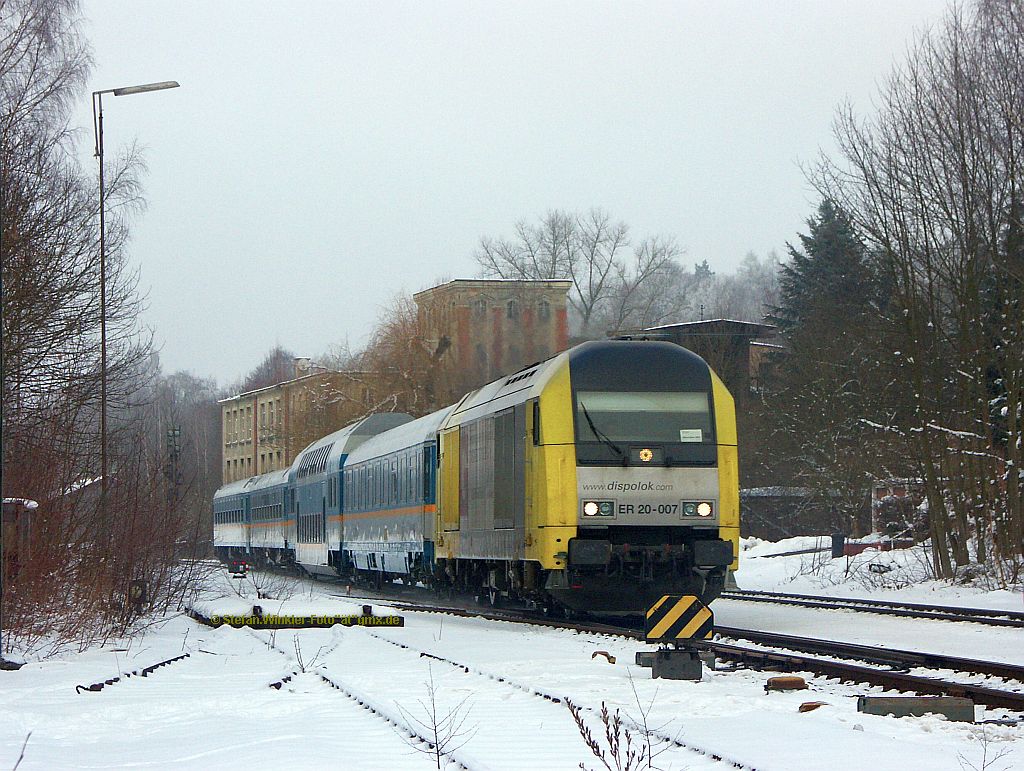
(357, 293, 452, 415)
(690, 251, 781, 322)
(475, 208, 696, 337)
(566, 699, 643, 771)
(2, 0, 205, 654)
(813, 0, 1023, 579)
(236, 345, 295, 393)
(395, 664, 477, 769)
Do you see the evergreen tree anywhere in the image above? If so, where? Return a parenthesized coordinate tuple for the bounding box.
(772, 200, 877, 332)
(765, 200, 894, 536)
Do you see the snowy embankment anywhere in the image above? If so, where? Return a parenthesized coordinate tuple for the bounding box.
(735, 535, 1022, 613)
(1, 546, 1022, 770)
(723, 537, 1024, 666)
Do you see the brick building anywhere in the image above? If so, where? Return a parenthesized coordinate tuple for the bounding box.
(413, 279, 572, 395)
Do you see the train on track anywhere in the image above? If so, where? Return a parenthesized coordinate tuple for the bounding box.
(214, 339, 739, 614)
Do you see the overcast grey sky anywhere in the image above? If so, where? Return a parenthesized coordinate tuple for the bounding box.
(74, 0, 946, 386)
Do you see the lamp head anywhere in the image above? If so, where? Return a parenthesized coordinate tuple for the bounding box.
(113, 80, 180, 96)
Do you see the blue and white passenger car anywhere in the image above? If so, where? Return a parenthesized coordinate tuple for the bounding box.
(341, 406, 452, 578)
(288, 413, 412, 576)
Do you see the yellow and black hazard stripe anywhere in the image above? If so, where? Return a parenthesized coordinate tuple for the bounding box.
(645, 595, 714, 642)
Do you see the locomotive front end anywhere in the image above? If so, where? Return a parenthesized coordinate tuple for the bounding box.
(546, 341, 738, 614)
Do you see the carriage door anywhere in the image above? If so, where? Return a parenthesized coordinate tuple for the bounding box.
(513, 403, 526, 532)
(244, 495, 252, 554)
(438, 427, 460, 535)
(321, 481, 327, 544)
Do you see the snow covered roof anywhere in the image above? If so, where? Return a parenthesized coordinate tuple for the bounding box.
(741, 487, 812, 498)
(643, 319, 776, 333)
(2, 497, 38, 509)
(345, 406, 455, 465)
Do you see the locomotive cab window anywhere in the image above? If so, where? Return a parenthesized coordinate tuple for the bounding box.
(575, 391, 713, 444)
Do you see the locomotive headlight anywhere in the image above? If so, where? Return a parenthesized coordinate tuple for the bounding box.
(697, 502, 713, 517)
(683, 502, 697, 516)
(582, 500, 615, 517)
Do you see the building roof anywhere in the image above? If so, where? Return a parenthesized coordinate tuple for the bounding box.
(413, 278, 572, 301)
(643, 319, 776, 335)
(218, 370, 376, 403)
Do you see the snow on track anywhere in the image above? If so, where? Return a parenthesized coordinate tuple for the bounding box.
(713, 598, 1024, 666)
(4, 562, 1023, 770)
(256, 624, 716, 771)
(1, 618, 437, 770)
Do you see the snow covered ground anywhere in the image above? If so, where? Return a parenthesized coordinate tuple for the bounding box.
(723, 537, 1024, 667)
(2, 543, 1022, 770)
(735, 536, 1023, 613)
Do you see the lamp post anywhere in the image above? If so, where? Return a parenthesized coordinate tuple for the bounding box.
(91, 80, 179, 497)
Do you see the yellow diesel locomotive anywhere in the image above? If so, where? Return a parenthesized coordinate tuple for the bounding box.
(433, 339, 738, 614)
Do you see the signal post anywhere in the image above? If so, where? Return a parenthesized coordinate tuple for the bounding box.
(637, 594, 714, 680)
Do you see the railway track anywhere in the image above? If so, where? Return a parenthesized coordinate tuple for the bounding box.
(721, 589, 1024, 628)
(709, 629, 1024, 712)
(359, 627, 761, 770)
(320, 595, 1024, 713)
(213, 573, 1024, 714)
(249, 628, 472, 770)
(249, 624, 750, 769)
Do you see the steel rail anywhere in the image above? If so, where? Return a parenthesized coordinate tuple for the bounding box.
(247, 627, 473, 770)
(326, 598, 1024, 712)
(721, 590, 1024, 628)
(361, 627, 762, 770)
(704, 640, 1024, 712)
(218, 573, 1024, 713)
(711, 626, 1024, 682)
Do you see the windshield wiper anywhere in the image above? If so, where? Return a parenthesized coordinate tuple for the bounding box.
(578, 402, 627, 465)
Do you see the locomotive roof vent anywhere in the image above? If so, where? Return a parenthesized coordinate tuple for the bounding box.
(504, 367, 538, 387)
(610, 332, 672, 342)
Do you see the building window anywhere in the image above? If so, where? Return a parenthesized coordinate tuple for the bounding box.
(538, 299, 550, 321)
(507, 299, 519, 320)
(472, 297, 487, 319)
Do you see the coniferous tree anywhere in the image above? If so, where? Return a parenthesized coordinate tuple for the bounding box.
(773, 200, 877, 333)
(766, 200, 894, 536)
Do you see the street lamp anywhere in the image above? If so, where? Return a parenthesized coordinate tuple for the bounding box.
(91, 80, 179, 497)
